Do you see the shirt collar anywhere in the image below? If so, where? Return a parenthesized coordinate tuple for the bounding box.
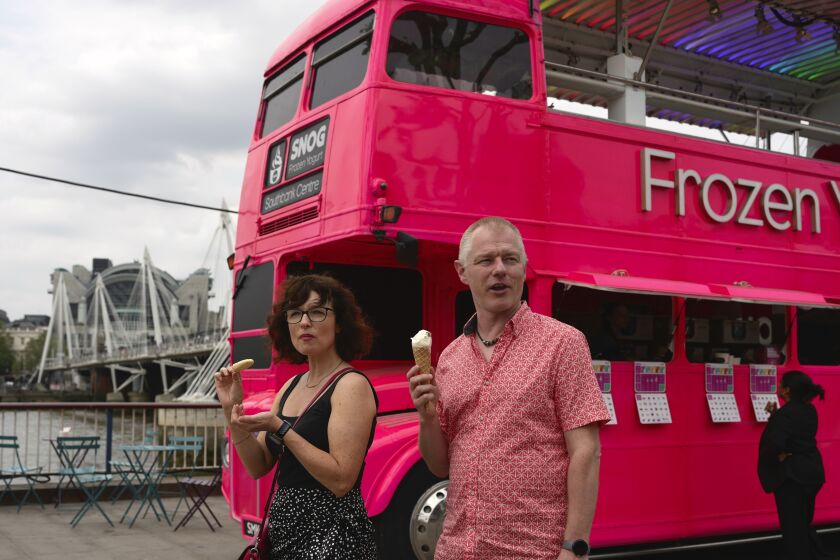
(462, 301, 531, 339)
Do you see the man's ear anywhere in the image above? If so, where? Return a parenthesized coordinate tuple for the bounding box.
(454, 260, 469, 286)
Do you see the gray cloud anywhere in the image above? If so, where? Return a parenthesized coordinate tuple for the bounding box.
(0, 0, 328, 320)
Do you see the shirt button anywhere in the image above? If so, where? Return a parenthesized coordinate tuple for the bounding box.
(483, 380, 490, 386)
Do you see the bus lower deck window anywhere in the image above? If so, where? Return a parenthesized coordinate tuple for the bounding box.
(386, 11, 532, 100)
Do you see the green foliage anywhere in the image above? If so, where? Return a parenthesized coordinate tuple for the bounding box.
(17, 331, 46, 374)
(0, 326, 13, 376)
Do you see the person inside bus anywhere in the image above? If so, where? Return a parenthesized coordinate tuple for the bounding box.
(214, 274, 378, 560)
(407, 217, 611, 560)
(758, 370, 831, 560)
(589, 302, 633, 361)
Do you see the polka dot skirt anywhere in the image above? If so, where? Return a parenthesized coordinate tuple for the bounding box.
(267, 486, 378, 560)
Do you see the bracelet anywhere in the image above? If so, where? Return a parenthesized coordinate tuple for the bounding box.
(233, 434, 251, 445)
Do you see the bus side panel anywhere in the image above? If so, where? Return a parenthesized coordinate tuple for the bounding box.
(361, 414, 424, 517)
(367, 88, 546, 226)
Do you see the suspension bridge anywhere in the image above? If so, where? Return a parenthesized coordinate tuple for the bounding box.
(29, 205, 237, 402)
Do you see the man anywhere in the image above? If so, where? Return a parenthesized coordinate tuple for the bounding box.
(408, 217, 610, 560)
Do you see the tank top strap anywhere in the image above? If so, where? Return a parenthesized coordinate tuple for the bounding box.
(323, 369, 379, 407)
(278, 374, 303, 416)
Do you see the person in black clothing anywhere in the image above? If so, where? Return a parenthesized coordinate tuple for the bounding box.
(758, 370, 831, 560)
(590, 302, 632, 361)
(215, 274, 378, 559)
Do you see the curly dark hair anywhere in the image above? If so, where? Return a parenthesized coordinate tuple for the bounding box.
(267, 274, 373, 364)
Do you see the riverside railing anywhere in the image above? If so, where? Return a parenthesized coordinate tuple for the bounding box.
(0, 402, 225, 482)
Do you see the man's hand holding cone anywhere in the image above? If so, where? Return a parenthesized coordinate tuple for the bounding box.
(408, 330, 438, 420)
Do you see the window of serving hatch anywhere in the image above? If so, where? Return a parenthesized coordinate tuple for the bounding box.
(552, 284, 674, 362)
(685, 299, 787, 365)
(797, 307, 840, 365)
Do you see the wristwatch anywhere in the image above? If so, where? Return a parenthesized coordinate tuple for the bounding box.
(562, 539, 590, 557)
(266, 419, 292, 454)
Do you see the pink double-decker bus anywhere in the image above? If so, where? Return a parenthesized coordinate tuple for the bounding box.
(225, 0, 840, 556)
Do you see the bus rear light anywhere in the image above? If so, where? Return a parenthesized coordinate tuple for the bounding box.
(379, 205, 402, 224)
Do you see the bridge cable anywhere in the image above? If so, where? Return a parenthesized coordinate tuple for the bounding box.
(0, 166, 238, 214)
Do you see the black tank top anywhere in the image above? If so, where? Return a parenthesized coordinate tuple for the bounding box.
(276, 370, 378, 490)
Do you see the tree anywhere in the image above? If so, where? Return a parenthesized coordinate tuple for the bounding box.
(17, 331, 46, 375)
(0, 326, 13, 376)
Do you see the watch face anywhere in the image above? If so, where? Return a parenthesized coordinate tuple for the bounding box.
(572, 540, 589, 556)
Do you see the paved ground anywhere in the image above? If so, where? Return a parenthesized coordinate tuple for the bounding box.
(0, 496, 246, 560)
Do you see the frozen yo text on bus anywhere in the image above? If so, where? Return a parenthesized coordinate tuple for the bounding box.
(641, 148, 835, 234)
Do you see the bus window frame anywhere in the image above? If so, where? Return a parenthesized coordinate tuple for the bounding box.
(304, 9, 377, 112)
(258, 52, 309, 140)
(383, 5, 539, 105)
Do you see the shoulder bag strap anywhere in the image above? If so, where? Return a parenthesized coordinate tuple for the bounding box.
(252, 366, 359, 537)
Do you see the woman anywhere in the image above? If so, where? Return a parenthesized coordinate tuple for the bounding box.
(758, 370, 831, 560)
(215, 274, 378, 559)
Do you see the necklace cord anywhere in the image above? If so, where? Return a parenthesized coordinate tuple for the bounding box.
(305, 358, 345, 388)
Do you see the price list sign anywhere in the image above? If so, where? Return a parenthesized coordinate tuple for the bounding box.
(634, 362, 666, 393)
(592, 361, 611, 393)
(635, 393, 672, 424)
(634, 362, 670, 424)
(749, 365, 778, 422)
(706, 393, 741, 423)
(705, 364, 734, 393)
(750, 365, 777, 394)
(602, 394, 617, 426)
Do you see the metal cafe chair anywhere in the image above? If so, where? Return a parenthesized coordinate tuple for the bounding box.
(165, 435, 204, 519)
(56, 436, 114, 527)
(172, 470, 222, 532)
(0, 435, 46, 512)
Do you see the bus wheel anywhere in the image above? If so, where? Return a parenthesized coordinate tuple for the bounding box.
(374, 462, 447, 560)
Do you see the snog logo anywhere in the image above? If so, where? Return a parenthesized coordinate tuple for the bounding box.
(286, 118, 330, 180)
(290, 124, 327, 161)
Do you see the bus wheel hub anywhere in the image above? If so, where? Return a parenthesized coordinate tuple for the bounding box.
(409, 480, 448, 560)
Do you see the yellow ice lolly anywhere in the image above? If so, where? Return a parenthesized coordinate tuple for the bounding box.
(231, 359, 254, 373)
(410, 330, 435, 415)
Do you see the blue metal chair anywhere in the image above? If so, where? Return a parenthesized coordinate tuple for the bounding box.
(165, 435, 204, 518)
(0, 435, 45, 512)
(56, 436, 113, 527)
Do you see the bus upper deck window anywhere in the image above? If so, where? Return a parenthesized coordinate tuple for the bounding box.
(386, 11, 532, 100)
(797, 307, 840, 365)
(310, 11, 375, 110)
(261, 54, 307, 138)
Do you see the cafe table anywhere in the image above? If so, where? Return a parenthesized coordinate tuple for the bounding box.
(118, 443, 179, 528)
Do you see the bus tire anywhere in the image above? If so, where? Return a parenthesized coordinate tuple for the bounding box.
(373, 462, 447, 560)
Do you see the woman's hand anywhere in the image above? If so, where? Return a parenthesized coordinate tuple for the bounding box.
(214, 366, 244, 410)
(764, 400, 779, 415)
(231, 404, 283, 434)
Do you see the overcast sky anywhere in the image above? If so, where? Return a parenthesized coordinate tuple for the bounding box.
(0, 0, 328, 321)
